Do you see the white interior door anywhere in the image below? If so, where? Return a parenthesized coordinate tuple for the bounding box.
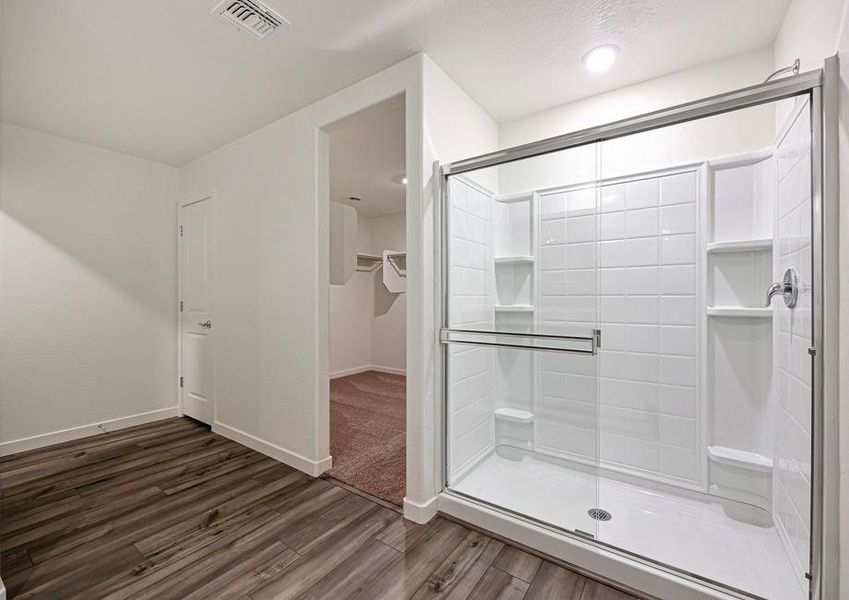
(180, 198, 214, 424)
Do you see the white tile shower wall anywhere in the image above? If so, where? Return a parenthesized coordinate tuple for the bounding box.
(773, 101, 812, 579)
(537, 171, 700, 484)
(448, 177, 496, 481)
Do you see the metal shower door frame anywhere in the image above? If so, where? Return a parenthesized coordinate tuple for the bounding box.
(436, 60, 838, 599)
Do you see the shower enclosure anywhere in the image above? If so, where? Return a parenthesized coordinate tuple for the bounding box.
(439, 67, 834, 599)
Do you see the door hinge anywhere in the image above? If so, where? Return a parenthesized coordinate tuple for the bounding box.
(179, 376, 183, 388)
(808, 347, 816, 357)
(179, 300, 183, 312)
(179, 225, 183, 236)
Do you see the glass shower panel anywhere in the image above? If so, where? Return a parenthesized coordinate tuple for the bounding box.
(594, 100, 812, 600)
(444, 144, 603, 539)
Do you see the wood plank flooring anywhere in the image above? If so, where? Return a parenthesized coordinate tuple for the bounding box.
(0, 418, 638, 599)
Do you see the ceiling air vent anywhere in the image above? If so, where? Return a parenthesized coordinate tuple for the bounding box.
(211, 0, 289, 41)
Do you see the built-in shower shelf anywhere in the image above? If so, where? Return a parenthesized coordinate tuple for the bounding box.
(494, 408, 534, 423)
(708, 445, 772, 473)
(494, 256, 534, 265)
(707, 306, 772, 318)
(706, 239, 773, 254)
(495, 304, 534, 313)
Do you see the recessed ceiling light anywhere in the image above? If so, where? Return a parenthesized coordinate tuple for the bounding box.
(582, 44, 619, 73)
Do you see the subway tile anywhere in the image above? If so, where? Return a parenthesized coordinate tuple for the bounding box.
(660, 446, 698, 480)
(660, 385, 697, 418)
(659, 265, 696, 295)
(659, 326, 696, 356)
(567, 242, 595, 269)
(626, 207, 659, 238)
(661, 234, 696, 265)
(627, 353, 659, 383)
(660, 355, 696, 386)
(599, 268, 626, 294)
(625, 266, 659, 295)
(599, 323, 625, 350)
(599, 240, 625, 267)
(626, 295, 659, 324)
(566, 215, 596, 243)
(565, 269, 596, 295)
(625, 237, 659, 266)
(600, 184, 625, 213)
(540, 245, 568, 270)
(540, 218, 567, 245)
(659, 415, 696, 448)
(565, 188, 596, 216)
(625, 324, 659, 353)
(659, 295, 696, 325)
(625, 178, 660, 209)
(660, 171, 696, 206)
(661, 203, 696, 235)
(599, 295, 625, 323)
(539, 193, 567, 220)
(599, 211, 625, 240)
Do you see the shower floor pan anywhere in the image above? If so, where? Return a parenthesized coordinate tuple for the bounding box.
(451, 449, 803, 600)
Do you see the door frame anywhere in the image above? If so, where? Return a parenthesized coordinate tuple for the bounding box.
(177, 193, 215, 423)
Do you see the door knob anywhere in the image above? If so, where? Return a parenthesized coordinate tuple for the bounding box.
(198, 320, 212, 329)
(766, 268, 798, 308)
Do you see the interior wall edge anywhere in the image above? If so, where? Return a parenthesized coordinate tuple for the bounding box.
(212, 421, 333, 477)
(0, 406, 180, 457)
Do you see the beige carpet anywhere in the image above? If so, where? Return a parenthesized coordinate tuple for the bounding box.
(328, 370, 405, 505)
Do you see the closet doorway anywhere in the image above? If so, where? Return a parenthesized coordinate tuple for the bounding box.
(326, 96, 407, 506)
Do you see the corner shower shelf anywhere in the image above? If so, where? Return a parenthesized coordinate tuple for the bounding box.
(706, 239, 773, 254)
(707, 306, 772, 318)
(494, 256, 534, 265)
(494, 408, 534, 424)
(495, 304, 534, 313)
(707, 445, 773, 473)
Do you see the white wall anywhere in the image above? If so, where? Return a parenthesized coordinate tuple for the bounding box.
(180, 56, 422, 483)
(0, 123, 179, 453)
(370, 213, 407, 373)
(498, 48, 776, 196)
(329, 211, 406, 377)
(413, 55, 499, 517)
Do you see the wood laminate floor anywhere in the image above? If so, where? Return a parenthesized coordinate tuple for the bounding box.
(0, 418, 637, 599)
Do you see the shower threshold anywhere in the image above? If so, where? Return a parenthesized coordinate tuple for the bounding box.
(450, 447, 804, 600)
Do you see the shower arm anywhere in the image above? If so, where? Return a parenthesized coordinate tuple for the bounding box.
(764, 58, 800, 83)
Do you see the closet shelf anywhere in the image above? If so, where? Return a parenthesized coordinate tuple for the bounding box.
(706, 239, 773, 254)
(356, 253, 382, 272)
(494, 256, 534, 265)
(495, 305, 534, 313)
(707, 306, 772, 318)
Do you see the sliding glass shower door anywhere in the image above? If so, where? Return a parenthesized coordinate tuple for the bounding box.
(439, 75, 825, 600)
(442, 146, 604, 539)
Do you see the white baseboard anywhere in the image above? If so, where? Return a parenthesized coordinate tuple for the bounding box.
(403, 494, 439, 524)
(330, 365, 406, 379)
(371, 365, 406, 376)
(212, 421, 332, 477)
(0, 406, 180, 457)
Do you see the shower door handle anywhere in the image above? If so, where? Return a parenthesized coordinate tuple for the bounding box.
(766, 268, 798, 308)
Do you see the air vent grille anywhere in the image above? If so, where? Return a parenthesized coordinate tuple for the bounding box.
(211, 0, 289, 41)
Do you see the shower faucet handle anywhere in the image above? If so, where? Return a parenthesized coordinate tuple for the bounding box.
(766, 268, 798, 308)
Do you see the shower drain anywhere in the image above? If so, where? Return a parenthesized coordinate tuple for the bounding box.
(588, 508, 612, 521)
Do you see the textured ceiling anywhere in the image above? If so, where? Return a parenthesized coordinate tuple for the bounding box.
(0, 0, 790, 166)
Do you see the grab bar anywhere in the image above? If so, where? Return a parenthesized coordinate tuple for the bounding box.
(440, 328, 601, 355)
